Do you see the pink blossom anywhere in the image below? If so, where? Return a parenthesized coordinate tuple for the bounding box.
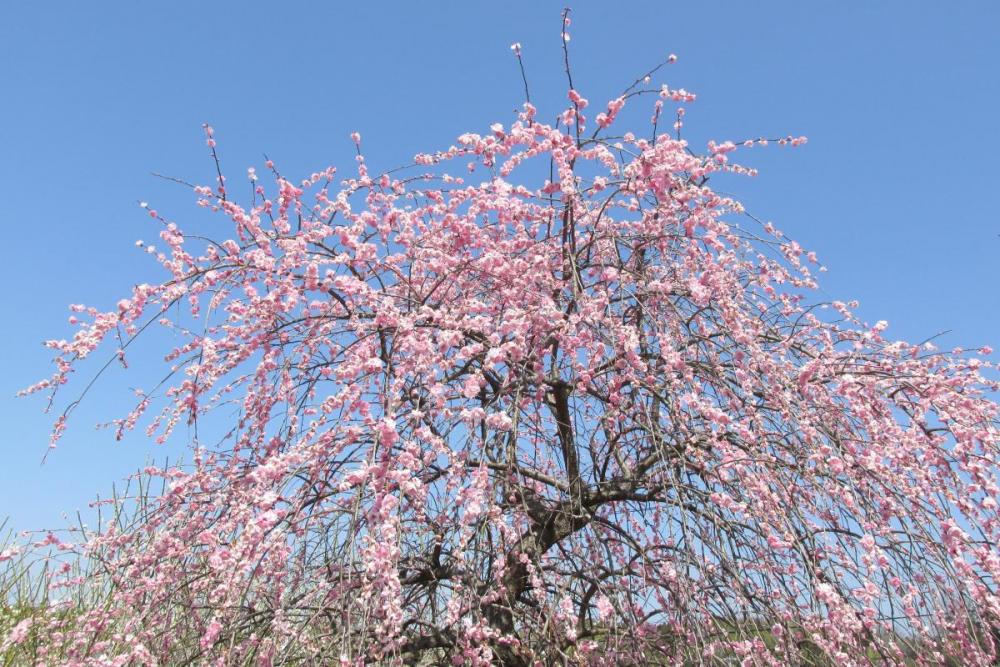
(16, 24, 1000, 666)
(200, 619, 222, 650)
(2, 618, 32, 648)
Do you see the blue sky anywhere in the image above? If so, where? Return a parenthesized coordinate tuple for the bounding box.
(1, 1, 998, 535)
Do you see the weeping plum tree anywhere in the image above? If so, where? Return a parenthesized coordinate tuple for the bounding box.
(9, 14, 1000, 667)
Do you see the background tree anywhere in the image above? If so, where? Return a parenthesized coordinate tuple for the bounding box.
(7, 14, 1000, 666)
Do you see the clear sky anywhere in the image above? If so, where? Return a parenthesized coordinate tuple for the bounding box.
(1, 1, 998, 535)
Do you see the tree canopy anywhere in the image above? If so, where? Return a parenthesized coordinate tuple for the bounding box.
(9, 18, 1000, 666)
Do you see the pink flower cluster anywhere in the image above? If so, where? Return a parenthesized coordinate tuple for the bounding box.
(10, 40, 1000, 666)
